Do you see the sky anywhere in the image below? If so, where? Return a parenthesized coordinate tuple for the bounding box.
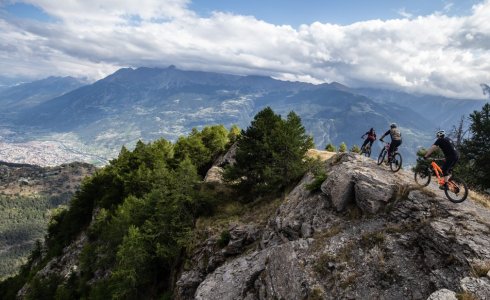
(0, 0, 489, 99)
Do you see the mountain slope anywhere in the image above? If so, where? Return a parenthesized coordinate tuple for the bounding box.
(0, 77, 86, 120)
(4, 149, 489, 299)
(355, 87, 487, 130)
(0, 161, 96, 280)
(8, 66, 441, 164)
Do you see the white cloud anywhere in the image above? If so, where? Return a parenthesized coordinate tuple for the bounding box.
(396, 8, 413, 19)
(1, 0, 490, 98)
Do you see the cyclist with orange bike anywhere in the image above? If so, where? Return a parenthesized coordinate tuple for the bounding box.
(423, 130, 459, 190)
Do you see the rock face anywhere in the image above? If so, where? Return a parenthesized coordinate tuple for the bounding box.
(179, 152, 490, 300)
(204, 142, 238, 183)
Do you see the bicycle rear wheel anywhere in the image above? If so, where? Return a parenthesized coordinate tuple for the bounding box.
(361, 148, 370, 157)
(414, 168, 431, 186)
(365, 145, 371, 157)
(390, 153, 402, 172)
(444, 176, 468, 203)
(377, 149, 386, 165)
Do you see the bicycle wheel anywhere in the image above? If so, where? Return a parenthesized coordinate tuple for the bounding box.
(361, 147, 370, 157)
(390, 153, 402, 172)
(377, 149, 386, 165)
(444, 176, 468, 203)
(414, 168, 431, 186)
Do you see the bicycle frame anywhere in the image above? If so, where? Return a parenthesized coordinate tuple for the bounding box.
(429, 160, 458, 192)
(430, 161, 446, 186)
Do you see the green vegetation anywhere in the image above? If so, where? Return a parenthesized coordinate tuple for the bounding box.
(305, 159, 329, 192)
(456, 103, 490, 190)
(325, 143, 337, 152)
(338, 142, 347, 153)
(224, 107, 314, 198)
(350, 145, 361, 153)
(0, 195, 51, 279)
(217, 230, 231, 248)
(0, 110, 313, 299)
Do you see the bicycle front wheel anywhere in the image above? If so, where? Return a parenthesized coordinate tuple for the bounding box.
(390, 153, 402, 172)
(414, 168, 431, 186)
(444, 176, 468, 203)
(377, 149, 386, 165)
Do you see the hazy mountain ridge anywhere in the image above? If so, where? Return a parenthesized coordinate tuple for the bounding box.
(355, 87, 487, 130)
(0, 77, 86, 118)
(1, 66, 486, 165)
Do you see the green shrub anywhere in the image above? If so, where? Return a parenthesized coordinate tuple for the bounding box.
(218, 230, 231, 248)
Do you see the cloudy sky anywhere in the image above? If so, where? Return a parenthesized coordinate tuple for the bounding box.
(0, 0, 489, 98)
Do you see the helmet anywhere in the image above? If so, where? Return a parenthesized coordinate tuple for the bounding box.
(390, 123, 397, 128)
(436, 130, 445, 138)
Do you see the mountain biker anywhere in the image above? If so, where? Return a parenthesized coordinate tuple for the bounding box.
(379, 123, 402, 162)
(361, 128, 376, 151)
(423, 130, 459, 190)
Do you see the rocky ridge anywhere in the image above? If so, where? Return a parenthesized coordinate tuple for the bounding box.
(180, 152, 490, 299)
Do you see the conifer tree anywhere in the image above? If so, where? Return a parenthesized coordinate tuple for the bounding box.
(457, 103, 490, 189)
(224, 107, 313, 197)
(325, 143, 336, 152)
(339, 142, 347, 153)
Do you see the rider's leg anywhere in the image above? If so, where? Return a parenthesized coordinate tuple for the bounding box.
(388, 140, 400, 161)
(442, 156, 458, 183)
(361, 139, 369, 148)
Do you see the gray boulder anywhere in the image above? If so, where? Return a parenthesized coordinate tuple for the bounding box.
(427, 289, 457, 300)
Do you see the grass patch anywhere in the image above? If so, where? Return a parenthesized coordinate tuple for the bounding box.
(339, 272, 359, 289)
(305, 173, 328, 192)
(346, 203, 362, 220)
(471, 261, 490, 277)
(469, 190, 490, 208)
(456, 292, 478, 300)
(307, 287, 325, 300)
(314, 241, 355, 275)
(311, 225, 343, 251)
(193, 196, 282, 246)
(314, 252, 337, 275)
(384, 222, 418, 234)
(360, 231, 386, 249)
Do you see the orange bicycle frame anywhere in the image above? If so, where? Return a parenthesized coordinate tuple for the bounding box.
(430, 161, 446, 185)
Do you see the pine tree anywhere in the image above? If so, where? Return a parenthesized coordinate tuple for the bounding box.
(339, 142, 347, 153)
(458, 103, 490, 189)
(224, 107, 313, 197)
(325, 143, 336, 152)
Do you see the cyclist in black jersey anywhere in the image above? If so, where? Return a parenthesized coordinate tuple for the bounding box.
(424, 130, 459, 189)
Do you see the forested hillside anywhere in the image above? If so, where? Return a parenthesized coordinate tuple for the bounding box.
(0, 162, 95, 279)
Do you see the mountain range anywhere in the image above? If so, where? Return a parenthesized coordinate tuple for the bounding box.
(0, 66, 488, 165)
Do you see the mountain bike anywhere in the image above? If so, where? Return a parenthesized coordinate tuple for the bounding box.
(414, 158, 468, 203)
(360, 142, 371, 157)
(376, 142, 402, 172)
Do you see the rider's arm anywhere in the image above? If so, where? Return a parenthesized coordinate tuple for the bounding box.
(380, 131, 389, 141)
(424, 145, 438, 158)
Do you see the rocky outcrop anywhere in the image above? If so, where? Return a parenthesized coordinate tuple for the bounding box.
(180, 152, 490, 300)
(17, 233, 88, 298)
(321, 153, 402, 214)
(204, 143, 237, 183)
(427, 289, 457, 300)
